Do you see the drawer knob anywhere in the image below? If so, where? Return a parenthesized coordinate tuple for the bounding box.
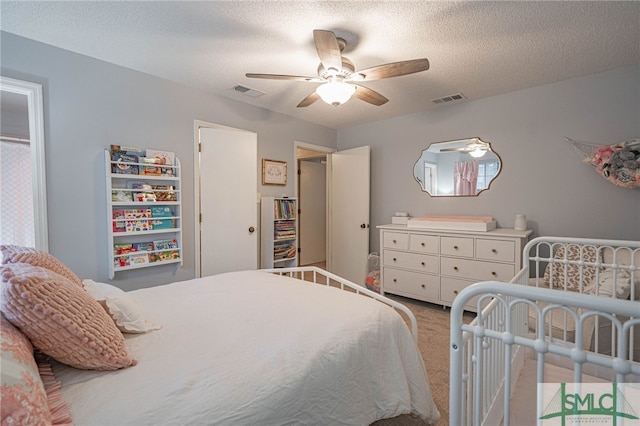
(393, 278, 397, 283)
(453, 290, 459, 295)
(393, 258, 397, 262)
(492, 248, 497, 253)
(421, 242, 425, 247)
(393, 239, 397, 243)
(453, 266, 459, 271)
(421, 261, 425, 266)
(491, 271, 497, 276)
(454, 245, 459, 250)
(421, 284, 426, 289)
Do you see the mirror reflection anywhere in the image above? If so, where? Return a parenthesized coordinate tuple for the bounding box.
(414, 138, 501, 196)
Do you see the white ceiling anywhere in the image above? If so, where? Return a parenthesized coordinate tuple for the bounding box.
(1, 1, 639, 129)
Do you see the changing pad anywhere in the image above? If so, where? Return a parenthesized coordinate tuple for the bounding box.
(407, 215, 496, 231)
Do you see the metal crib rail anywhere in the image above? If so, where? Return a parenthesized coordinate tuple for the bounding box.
(450, 281, 640, 426)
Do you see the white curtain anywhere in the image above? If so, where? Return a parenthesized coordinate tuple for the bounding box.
(0, 140, 34, 246)
(453, 161, 479, 196)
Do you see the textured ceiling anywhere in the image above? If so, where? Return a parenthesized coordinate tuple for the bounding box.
(1, 1, 639, 129)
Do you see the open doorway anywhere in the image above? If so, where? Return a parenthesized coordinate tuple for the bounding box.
(294, 142, 334, 269)
(294, 142, 370, 285)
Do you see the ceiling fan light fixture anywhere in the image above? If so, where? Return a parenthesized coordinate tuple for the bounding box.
(469, 148, 487, 158)
(315, 79, 356, 106)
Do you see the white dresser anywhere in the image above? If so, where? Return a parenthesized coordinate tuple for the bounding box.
(377, 225, 532, 311)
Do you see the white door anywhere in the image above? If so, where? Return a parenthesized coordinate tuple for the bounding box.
(299, 159, 326, 265)
(199, 127, 257, 276)
(329, 146, 370, 285)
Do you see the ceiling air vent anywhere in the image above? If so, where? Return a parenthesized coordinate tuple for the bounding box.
(232, 85, 265, 98)
(432, 93, 466, 104)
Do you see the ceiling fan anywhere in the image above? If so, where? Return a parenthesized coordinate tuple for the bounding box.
(440, 139, 490, 158)
(245, 29, 429, 108)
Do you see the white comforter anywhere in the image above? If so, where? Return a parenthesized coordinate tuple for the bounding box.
(53, 270, 440, 425)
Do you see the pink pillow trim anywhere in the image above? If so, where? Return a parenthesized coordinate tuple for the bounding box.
(36, 355, 73, 426)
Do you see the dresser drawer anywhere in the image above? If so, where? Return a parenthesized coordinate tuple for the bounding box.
(383, 232, 409, 250)
(476, 239, 515, 263)
(441, 236, 474, 258)
(440, 277, 488, 312)
(409, 234, 439, 254)
(383, 250, 439, 274)
(383, 268, 440, 301)
(440, 257, 515, 281)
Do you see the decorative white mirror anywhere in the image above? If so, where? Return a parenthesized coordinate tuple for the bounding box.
(413, 137, 501, 196)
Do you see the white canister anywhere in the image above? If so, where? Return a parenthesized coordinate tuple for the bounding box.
(514, 214, 527, 231)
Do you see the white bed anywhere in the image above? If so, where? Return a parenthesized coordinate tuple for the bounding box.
(449, 236, 640, 426)
(48, 268, 440, 425)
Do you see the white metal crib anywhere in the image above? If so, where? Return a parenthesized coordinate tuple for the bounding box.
(450, 236, 640, 426)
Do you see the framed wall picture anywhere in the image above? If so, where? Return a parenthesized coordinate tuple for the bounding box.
(262, 159, 287, 185)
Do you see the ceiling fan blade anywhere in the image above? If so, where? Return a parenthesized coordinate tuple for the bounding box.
(440, 147, 470, 152)
(313, 30, 343, 73)
(246, 73, 321, 82)
(350, 58, 430, 81)
(297, 92, 320, 108)
(352, 84, 388, 106)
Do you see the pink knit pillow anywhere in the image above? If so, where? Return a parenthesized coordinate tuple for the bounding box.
(0, 263, 137, 370)
(1, 245, 83, 288)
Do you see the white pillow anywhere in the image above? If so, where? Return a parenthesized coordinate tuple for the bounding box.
(585, 270, 631, 299)
(82, 279, 161, 333)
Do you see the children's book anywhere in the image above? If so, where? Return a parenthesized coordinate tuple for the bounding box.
(129, 252, 150, 265)
(112, 209, 126, 233)
(126, 181, 152, 190)
(152, 185, 177, 201)
(113, 243, 134, 267)
(150, 206, 174, 229)
(112, 190, 132, 202)
(111, 145, 143, 157)
(140, 157, 162, 176)
(132, 241, 154, 253)
(152, 250, 180, 262)
(124, 209, 152, 232)
(153, 239, 178, 251)
(133, 192, 156, 202)
(112, 152, 139, 175)
(145, 149, 175, 176)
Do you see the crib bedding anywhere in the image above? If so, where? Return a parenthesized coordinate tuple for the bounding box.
(51, 270, 439, 425)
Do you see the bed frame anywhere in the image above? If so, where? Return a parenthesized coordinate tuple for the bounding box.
(449, 236, 640, 426)
(261, 266, 419, 341)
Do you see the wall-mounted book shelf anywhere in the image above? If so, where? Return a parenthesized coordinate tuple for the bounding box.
(105, 148, 183, 278)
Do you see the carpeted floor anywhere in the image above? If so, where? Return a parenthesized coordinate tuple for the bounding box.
(385, 294, 475, 426)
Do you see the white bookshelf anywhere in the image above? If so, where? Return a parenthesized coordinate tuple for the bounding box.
(105, 149, 183, 278)
(261, 197, 297, 268)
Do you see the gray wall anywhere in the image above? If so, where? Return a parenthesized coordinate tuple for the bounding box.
(337, 65, 640, 252)
(2, 31, 638, 290)
(1, 32, 336, 290)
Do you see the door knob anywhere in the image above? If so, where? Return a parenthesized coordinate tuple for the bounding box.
(248, 226, 255, 233)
